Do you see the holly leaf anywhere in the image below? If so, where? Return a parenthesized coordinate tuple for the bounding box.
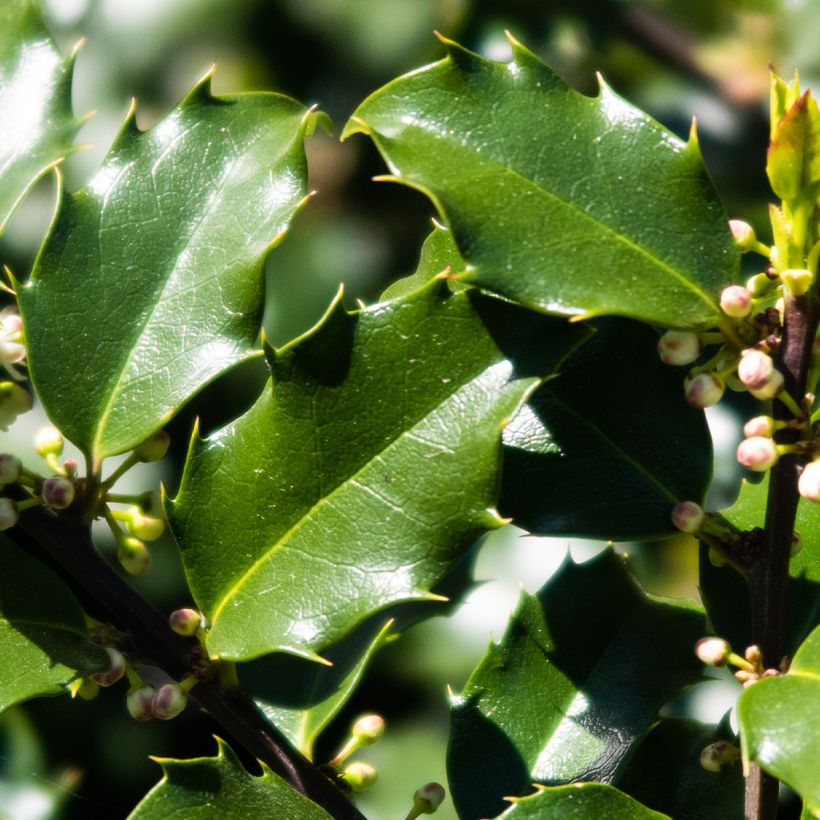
(128, 737, 331, 819)
(447, 550, 705, 820)
(168, 283, 586, 662)
(0, 0, 82, 232)
(700, 477, 820, 655)
(0, 538, 107, 712)
(242, 619, 392, 757)
(500, 318, 712, 540)
(344, 35, 737, 329)
(738, 623, 820, 815)
(496, 783, 668, 819)
(19, 75, 326, 461)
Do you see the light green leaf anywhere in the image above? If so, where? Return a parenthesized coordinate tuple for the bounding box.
(496, 783, 668, 819)
(169, 283, 586, 662)
(0, 538, 107, 712)
(500, 318, 712, 540)
(242, 619, 392, 757)
(345, 36, 737, 328)
(447, 551, 705, 820)
(128, 737, 331, 819)
(19, 76, 325, 462)
(700, 477, 820, 655)
(0, 0, 81, 232)
(738, 623, 820, 815)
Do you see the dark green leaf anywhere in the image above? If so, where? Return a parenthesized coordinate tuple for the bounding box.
(447, 551, 705, 820)
(500, 318, 712, 540)
(345, 36, 737, 328)
(169, 284, 584, 662)
(496, 783, 668, 819)
(0, 538, 107, 712)
(128, 737, 331, 819)
(19, 76, 325, 461)
(0, 0, 81, 232)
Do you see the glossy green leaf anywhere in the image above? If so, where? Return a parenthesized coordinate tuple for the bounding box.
(700, 477, 820, 655)
(19, 76, 324, 462)
(242, 619, 392, 757)
(128, 737, 331, 819)
(345, 36, 737, 328)
(618, 717, 743, 819)
(0, 0, 81, 232)
(496, 783, 668, 819)
(500, 318, 712, 540)
(447, 551, 705, 820)
(0, 539, 107, 712)
(738, 624, 820, 815)
(169, 283, 586, 662)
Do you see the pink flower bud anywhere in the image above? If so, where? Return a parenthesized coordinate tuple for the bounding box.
(413, 783, 446, 814)
(729, 219, 756, 249)
(127, 684, 156, 721)
(0, 498, 19, 530)
(169, 608, 202, 636)
(35, 425, 63, 457)
(684, 373, 724, 408)
(671, 501, 705, 533)
(152, 682, 188, 720)
(127, 509, 165, 541)
(0, 454, 21, 485)
(118, 538, 151, 575)
(341, 761, 378, 792)
(798, 460, 820, 503)
(720, 285, 753, 318)
(737, 350, 775, 391)
(695, 637, 730, 666)
(737, 437, 779, 472)
(42, 476, 74, 509)
(743, 416, 775, 438)
(750, 370, 784, 400)
(352, 714, 385, 745)
(657, 330, 702, 366)
(90, 647, 126, 687)
(134, 431, 170, 463)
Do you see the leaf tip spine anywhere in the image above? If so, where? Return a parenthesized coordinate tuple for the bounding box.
(301, 105, 333, 139)
(69, 35, 87, 59)
(436, 32, 483, 70)
(340, 115, 370, 142)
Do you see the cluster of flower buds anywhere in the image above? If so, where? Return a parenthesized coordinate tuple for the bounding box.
(0, 307, 26, 381)
(694, 637, 784, 688)
(328, 713, 386, 793)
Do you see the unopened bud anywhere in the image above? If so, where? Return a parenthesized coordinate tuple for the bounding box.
(0, 454, 21, 485)
(134, 431, 170, 463)
(352, 714, 385, 745)
(737, 437, 779, 472)
(684, 372, 724, 408)
(695, 637, 731, 666)
(657, 330, 702, 366)
(699, 740, 740, 773)
(720, 285, 753, 319)
(169, 608, 201, 637)
(781, 268, 813, 296)
(746, 272, 777, 298)
(743, 416, 775, 438)
(42, 476, 74, 509)
(745, 645, 762, 667)
(728, 220, 757, 251)
(749, 369, 784, 401)
(738, 350, 775, 391)
(671, 501, 705, 533)
(152, 682, 188, 720)
(89, 647, 126, 687)
(798, 460, 820, 503)
(126, 508, 165, 541)
(0, 382, 32, 430)
(341, 762, 378, 792)
(413, 783, 446, 815)
(118, 537, 151, 575)
(73, 679, 100, 700)
(35, 425, 63, 457)
(127, 684, 156, 721)
(0, 498, 19, 530)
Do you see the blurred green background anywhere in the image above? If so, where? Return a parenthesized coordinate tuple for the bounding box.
(0, 0, 813, 817)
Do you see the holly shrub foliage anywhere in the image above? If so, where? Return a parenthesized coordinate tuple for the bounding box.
(2, 2, 820, 819)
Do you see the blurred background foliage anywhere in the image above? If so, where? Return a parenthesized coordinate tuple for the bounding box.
(0, 0, 814, 817)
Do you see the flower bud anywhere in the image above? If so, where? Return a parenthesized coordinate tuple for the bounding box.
(118, 537, 151, 575)
(743, 416, 775, 438)
(737, 437, 779, 472)
(728, 220, 757, 251)
(152, 682, 188, 720)
(35, 425, 63, 457)
(169, 608, 202, 637)
(74, 679, 100, 700)
(695, 637, 731, 666)
(89, 647, 126, 687)
(0, 498, 19, 530)
(671, 501, 705, 533)
(413, 783, 446, 815)
(42, 476, 74, 509)
(746, 272, 777, 298)
(126, 508, 165, 541)
(798, 460, 820, 503)
(737, 350, 775, 391)
(341, 761, 378, 792)
(699, 740, 740, 773)
(684, 373, 724, 408)
(134, 431, 170, 463)
(657, 330, 702, 366)
(0, 454, 21, 485)
(749, 369, 784, 401)
(782, 268, 813, 296)
(0, 382, 32, 430)
(352, 714, 385, 746)
(720, 285, 753, 319)
(127, 684, 156, 721)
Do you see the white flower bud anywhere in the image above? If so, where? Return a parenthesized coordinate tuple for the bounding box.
(0, 454, 22, 485)
(737, 437, 779, 472)
(35, 425, 63, 457)
(42, 476, 74, 509)
(118, 538, 151, 575)
(738, 350, 775, 391)
(126, 508, 165, 541)
(657, 330, 702, 366)
(671, 501, 705, 533)
(90, 647, 126, 687)
(0, 382, 32, 430)
(798, 460, 820, 503)
(0, 310, 22, 336)
(0, 498, 19, 530)
(341, 761, 378, 792)
(127, 684, 156, 721)
(352, 714, 385, 746)
(695, 637, 730, 666)
(749, 369, 784, 400)
(684, 373, 724, 408)
(743, 416, 775, 438)
(134, 431, 170, 462)
(152, 682, 188, 720)
(413, 783, 446, 815)
(729, 220, 756, 250)
(169, 608, 202, 636)
(699, 740, 740, 773)
(720, 285, 753, 318)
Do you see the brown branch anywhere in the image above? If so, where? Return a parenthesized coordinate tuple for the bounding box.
(11, 508, 366, 820)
